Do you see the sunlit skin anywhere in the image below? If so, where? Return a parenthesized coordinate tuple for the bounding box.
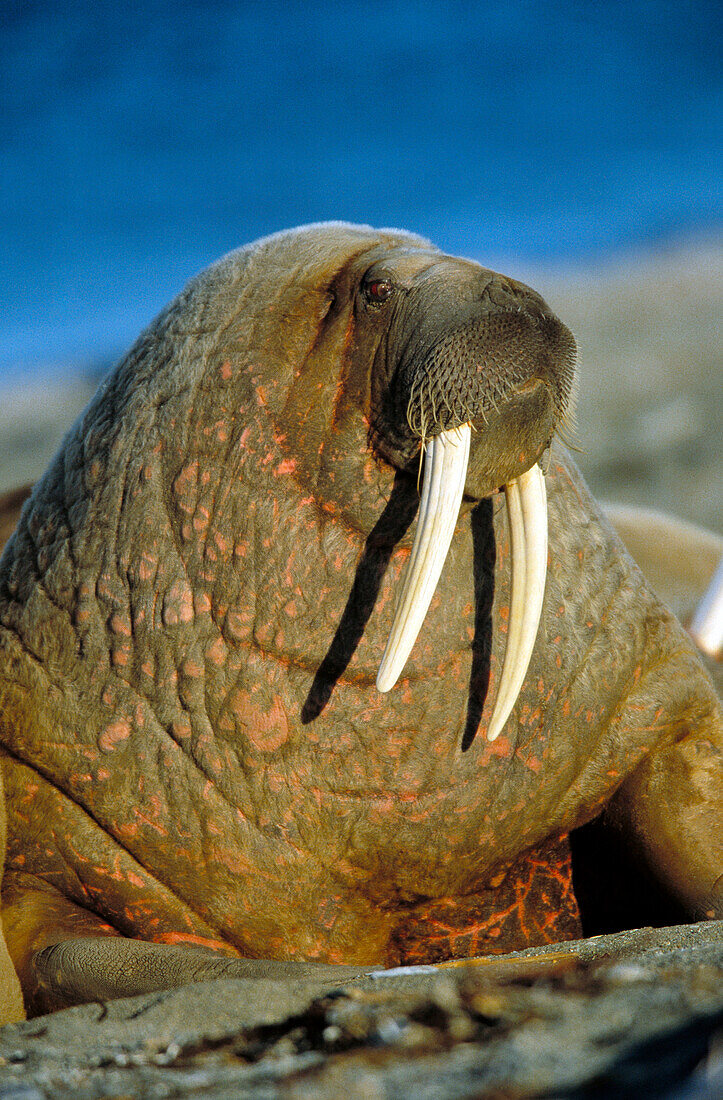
(0, 224, 720, 1020)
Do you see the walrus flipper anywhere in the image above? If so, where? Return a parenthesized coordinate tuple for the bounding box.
(604, 637, 722, 921)
(30, 938, 374, 1013)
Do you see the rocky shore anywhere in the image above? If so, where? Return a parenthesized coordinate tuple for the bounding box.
(1, 922, 721, 1099)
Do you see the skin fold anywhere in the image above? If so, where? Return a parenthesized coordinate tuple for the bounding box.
(0, 224, 720, 1022)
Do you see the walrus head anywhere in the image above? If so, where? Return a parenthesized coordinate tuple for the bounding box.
(347, 248, 574, 730)
(57, 223, 574, 748)
(263, 226, 575, 739)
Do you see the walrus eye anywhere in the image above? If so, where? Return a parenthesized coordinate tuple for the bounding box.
(364, 279, 394, 304)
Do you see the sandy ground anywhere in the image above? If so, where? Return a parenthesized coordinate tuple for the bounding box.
(1, 240, 720, 534)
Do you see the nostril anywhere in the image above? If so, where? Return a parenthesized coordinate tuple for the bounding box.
(483, 278, 518, 310)
(483, 275, 546, 315)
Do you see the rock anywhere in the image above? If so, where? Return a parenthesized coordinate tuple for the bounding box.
(1, 921, 721, 1098)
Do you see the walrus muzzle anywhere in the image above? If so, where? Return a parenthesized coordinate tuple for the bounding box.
(376, 287, 575, 743)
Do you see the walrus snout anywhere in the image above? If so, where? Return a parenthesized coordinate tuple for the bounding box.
(402, 298, 576, 447)
(374, 262, 575, 740)
(366, 264, 576, 465)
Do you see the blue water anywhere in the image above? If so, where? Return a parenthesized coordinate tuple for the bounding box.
(1, 0, 720, 381)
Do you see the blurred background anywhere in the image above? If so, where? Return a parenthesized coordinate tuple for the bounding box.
(1, 0, 721, 529)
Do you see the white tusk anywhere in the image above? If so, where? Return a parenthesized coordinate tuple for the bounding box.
(377, 424, 471, 692)
(486, 463, 548, 741)
(689, 554, 723, 660)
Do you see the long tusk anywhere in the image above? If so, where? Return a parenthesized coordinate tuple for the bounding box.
(688, 554, 723, 660)
(486, 463, 547, 741)
(376, 424, 471, 692)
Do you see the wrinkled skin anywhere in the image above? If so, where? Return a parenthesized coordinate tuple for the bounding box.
(0, 224, 720, 1022)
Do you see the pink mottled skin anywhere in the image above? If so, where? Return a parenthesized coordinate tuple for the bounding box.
(0, 224, 720, 1020)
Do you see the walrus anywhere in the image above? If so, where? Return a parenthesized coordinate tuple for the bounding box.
(0, 223, 720, 1022)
